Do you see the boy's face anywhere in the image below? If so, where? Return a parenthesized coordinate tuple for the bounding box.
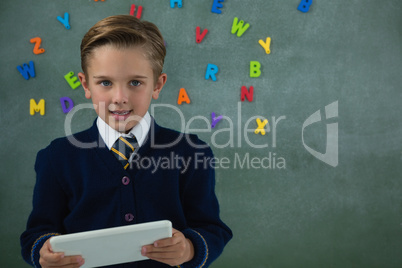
(78, 45, 166, 133)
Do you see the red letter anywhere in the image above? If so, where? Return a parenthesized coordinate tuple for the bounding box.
(241, 86, 254, 102)
(196, 26, 208, 44)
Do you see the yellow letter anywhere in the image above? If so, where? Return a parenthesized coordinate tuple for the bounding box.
(255, 118, 268, 135)
(30, 99, 45, 116)
(258, 37, 271, 54)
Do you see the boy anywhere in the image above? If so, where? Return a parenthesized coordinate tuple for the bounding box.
(21, 15, 232, 268)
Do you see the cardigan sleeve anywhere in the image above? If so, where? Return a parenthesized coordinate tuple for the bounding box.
(20, 142, 69, 267)
(179, 137, 233, 268)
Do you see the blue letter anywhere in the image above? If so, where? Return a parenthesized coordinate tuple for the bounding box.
(170, 0, 183, 8)
(205, 64, 219, 81)
(17, 61, 35, 80)
(57, 12, 71, 29)
(297, 0, 312, 13)
(211, 0, 224, 14)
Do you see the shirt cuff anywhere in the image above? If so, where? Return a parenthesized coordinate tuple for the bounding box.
(179, 229, 208, 268)
(31, 233, 61, 267)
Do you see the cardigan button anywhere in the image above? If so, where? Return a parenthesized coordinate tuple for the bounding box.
(125, 213, 134, 222)
(122, 176, 130, 185)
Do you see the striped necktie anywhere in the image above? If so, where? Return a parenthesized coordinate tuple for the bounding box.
(111, 136, 138, 170)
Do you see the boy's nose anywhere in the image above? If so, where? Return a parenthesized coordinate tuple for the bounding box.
(112, 86, 128, 104)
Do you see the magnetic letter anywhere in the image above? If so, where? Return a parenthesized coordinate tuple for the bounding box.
(177, 88, 190, 105)
(30, 99, 45, 116)
(255, 118, 268, 135)
(30, 37, 45, 55)
(64, 71, 81, 89)
(57, 12, 71, 29)
(211, 112, 223, 128)
(205, 64, 219, 81)
(250, 61, 261, 78)
(298, 0, 312, 13)
(17, 61, 35, 80)
(231, 17, 250, 37)
(258, 37, 271, 54)
(211, 0, 224, 14)
(241, 86, 254, 102)
(196, 26, 208, 44)
(170, 0, 182, 8)
(130, 4, 143, 19)
(60, 97, 74, 113)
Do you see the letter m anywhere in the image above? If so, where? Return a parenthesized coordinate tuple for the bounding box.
(30, 99, 45, 115)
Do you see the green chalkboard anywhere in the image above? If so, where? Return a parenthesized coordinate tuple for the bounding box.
(1, 0, 402, 267)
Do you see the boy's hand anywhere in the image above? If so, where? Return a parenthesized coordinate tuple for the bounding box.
(141, 228, 194, 266)
(39, 239, 85, 268)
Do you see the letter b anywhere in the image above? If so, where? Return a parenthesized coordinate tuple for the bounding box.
(250, 61, 261, 78)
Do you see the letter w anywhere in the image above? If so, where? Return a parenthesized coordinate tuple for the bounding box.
(231, 17, 250, 37)
(17, 61, 35, 80)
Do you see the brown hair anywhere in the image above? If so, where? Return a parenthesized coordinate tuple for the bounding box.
(80, 15, 166, 82)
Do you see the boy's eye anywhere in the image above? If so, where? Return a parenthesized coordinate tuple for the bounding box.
(130, 80, 141, 87)
(100, 81, 112, 87)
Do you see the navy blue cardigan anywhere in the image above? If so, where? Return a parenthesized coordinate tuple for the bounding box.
(21, 119, 232, 268)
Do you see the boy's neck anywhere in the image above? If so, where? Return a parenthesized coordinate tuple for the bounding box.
(96, 112, 151, 150)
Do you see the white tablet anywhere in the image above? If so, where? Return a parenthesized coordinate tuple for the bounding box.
(49, 220, 172, 268)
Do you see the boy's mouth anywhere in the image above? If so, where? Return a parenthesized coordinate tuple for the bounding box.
(110, 110, 132, 121)
(111, 110, 131, 115)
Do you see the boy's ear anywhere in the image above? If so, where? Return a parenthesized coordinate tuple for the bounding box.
(78, 72, 91, 99)
(152, 73, 167, 100)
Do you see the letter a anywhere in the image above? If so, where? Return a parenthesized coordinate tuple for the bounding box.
(177, 88, 191, 105)
(30, 99, 45, 116)
(231, 17, 250, 37)
(250, 61, 261, 78)
(205, 64, 218, 81)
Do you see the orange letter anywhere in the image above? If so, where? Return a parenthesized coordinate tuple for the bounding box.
(177, 88, 191, 105)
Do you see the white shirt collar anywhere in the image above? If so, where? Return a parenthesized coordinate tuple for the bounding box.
(96, 112, 152, 150)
